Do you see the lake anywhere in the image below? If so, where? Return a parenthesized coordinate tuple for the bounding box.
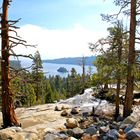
(21, 61, 96, 77)
(43, 63, 96, 77)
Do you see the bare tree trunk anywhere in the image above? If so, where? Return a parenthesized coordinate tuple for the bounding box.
(123, 0, 136, 118)
(115, 23, 123, 120)
(1, 0, 20, 127)
(81, 56, 86, 89)
(115, 77, 121, 119)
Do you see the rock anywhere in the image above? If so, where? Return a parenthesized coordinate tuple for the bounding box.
(0, 132, 22, 140)
(99, 126, 110, 135)
(120, 124, 131, 130)
(61, 110, 69, 117)
(67, 127, 84, 139)
(119, 129, 124, 135)
(126, 128, 140, 140)
(80, 120, 93, 129)
(68, 137, 78, 140)
(0, 126, 39, 140)
(116, 115, 124, 122)
(85, 126, 97, 135)
(22, 132, 39, 140)
(124, 124, 134, 133)
(66, 118, 79, 128)
(80, 117, 93, 128)
(10, 126, 23, 132)
(133, 99, 140, 105)
(81, 134, 91, 140)
(61, 105, 65, 110)
(55, 105, 62, 111)
(106, 129, 119, 140)
(118, 129, 127, 139)
(93, 117, 100, 123)
(67, 129, 74, 136)
(118, 133, 127, 139)
(71, 107, 81, 114)
(0, 127, 24, 140)
(55, 104, 71, 112)
(123, 114, 140, 124)
(44, 133, 59, 140)
(76, 116, 84, 123)
(61, 105, 71, 110)
(82, 112, 90, 117)
(95, 120, 106, 129)
(71, 127, 84, 139)
(94, 104, 115, 119)
(135, 121, 140, 129)
(44, 132, 68, 140)
(81, 134, 99, 140)
(109, 123, 119, 130)
(91, 135, 100, 140)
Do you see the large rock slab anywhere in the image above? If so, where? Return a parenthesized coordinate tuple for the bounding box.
(0, 104, 69, 140)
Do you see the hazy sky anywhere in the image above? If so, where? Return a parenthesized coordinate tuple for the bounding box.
(1, 0, 119, 59)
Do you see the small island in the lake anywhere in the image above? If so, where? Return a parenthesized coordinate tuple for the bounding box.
(57, 67, 68, 73)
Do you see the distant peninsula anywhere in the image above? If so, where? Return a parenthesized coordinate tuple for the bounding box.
(42, 56, 96, 66)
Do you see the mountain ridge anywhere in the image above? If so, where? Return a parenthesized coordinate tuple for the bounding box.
(42, 56, 96, 66)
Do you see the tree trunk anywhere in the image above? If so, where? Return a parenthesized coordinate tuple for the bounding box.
(1, 0, 20, 127)
(123, 0, 136, 118)
(115, 23, 123, 120)
(81, 56, 86, 89)
(115, 77, 121, 119)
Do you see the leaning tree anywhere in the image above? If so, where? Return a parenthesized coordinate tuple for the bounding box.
(1, 0, 34, 127)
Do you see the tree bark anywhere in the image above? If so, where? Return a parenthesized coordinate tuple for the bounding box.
(115, 76, 121, 119)
(1, 0, 20, 127)
(123, 0, 136, 118)
(115, 23, 123, 120)
(81, 56, 86, 89)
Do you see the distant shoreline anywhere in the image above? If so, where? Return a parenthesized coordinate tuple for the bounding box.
(42, 56, 96, 66)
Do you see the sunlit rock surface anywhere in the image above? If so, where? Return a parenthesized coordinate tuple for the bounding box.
(0, 88, 139, 139)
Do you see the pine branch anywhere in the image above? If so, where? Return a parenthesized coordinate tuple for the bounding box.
(101, 1, 130, 22)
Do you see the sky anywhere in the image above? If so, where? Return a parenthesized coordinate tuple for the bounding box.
(1, 0, 120, 59)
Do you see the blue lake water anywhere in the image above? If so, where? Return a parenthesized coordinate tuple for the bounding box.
(43, 63, 96, 77)
(21, 61, 96, 77)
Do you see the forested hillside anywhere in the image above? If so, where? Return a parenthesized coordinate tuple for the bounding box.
(42, 56, 96, 66)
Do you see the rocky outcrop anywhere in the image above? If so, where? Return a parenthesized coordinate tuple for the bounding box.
(43, 104, 140, 140)
(0, 91, 140, 140)
(0, 104, 69, 140)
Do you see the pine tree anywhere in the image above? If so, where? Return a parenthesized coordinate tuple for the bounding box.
(32, 51, 44, 103)
(123, 0, 137, 117)
(45, 80, 54, 103)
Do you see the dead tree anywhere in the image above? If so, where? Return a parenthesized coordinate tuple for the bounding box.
(79, 56, 86, 90)
(1, 0, 34, 128)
